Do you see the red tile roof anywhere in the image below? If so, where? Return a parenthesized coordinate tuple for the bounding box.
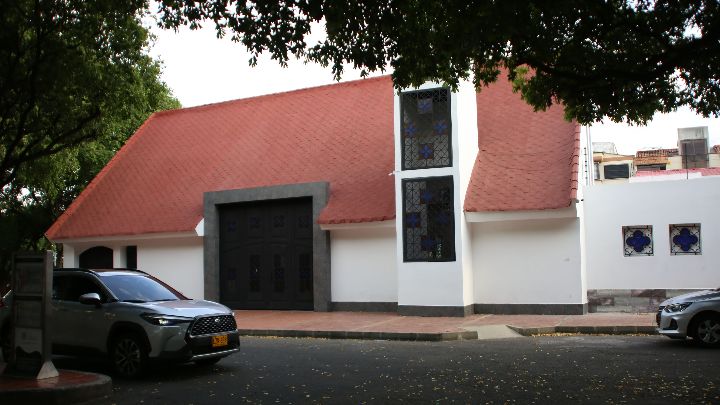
(635, 168, 720, 177)
(635, 148, 678, 158)
(47, 75, 579, 240)
(635, 148, 683, 166)
(47, 77, 396, 240)
(464, 78, 580, 212)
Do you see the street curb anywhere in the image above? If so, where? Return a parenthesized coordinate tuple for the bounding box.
(508, 325, 658, 336)
(238, 329, 479, 341)
(239, 326, 656, 341)
(0, 370, 112, 405)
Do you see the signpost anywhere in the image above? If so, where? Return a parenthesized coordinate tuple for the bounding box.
(3, 251, 58, 379)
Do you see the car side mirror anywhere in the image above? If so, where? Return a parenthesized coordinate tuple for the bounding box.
(79, 292, 102, 307)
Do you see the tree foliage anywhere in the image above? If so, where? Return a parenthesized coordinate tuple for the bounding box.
(0, 0, 179, 277)
(0, 0, 167, 189)
(157, 0, 720, 124)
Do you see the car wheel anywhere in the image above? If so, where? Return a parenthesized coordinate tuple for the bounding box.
(111, 333, 148, 378)
(195, 357, 221, 367)
(693, 314, 720, 348)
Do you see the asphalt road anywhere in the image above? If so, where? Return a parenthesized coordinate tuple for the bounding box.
(60, 335, 720, 405)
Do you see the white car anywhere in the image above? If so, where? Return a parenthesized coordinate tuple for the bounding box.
(657, 288, 720, 347)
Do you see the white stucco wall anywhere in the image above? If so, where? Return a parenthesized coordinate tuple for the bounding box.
(471, 218, 585, 304)
(330, 226, 398, 303)
(136, 237, 204, 299)
(64, 236, 204, 299)
(456, 81, 479, 306)
(585, 176, 720, 289)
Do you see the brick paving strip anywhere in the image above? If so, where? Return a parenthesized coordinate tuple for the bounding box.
(0, 367, 112, 404)
(234, 311, 658, 341)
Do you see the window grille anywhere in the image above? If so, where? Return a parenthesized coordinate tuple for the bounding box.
(680, 139, 708, 169)
(402, 176, 456, 262)
(622, 225, 653, 257)
(400, 88, 452, 170)
(603, 164, 630, 179)
(670, 224, 701, 255)
(636, 164, 666, 171)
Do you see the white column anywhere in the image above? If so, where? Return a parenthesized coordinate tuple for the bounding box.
(393, 81, 478, 310)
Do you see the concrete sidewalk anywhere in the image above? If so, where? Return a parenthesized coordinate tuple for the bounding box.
(234, 310, 658, 341)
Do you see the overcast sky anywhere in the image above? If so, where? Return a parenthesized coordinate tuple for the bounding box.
(147, 22, 719, 156)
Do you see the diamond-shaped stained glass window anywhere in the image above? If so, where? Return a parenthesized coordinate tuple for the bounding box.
(623, 225, 653, 257)
(401, 88, 452, 170)
(402, 176, 455, 262)
(670, 224, 701, 255)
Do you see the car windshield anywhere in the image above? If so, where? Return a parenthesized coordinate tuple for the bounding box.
(99, 274, 184, 303)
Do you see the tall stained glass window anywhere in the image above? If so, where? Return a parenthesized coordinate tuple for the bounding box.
(401, 88, 452, 170)
(403, 176, 456, 262)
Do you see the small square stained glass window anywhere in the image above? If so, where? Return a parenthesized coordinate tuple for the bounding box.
(622, 225, 653, 257)
(670, 224, 701, 255)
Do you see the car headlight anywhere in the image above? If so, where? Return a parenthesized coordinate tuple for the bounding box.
(141, 313, 193, 326)
(664, 302, 692, 313)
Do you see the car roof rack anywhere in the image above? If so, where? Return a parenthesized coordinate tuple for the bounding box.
(54, 267, 93, 273)
(53, 267, 148, 275)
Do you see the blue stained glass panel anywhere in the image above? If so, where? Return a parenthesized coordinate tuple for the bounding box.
(419, 144, 434, 159)
(403, 176, 455, 262)
(417, 98, 433, 114)
(406, 212, 421, 228)
(622, 226, 653, 256)
(420, 190, 433, 204)
(433, 120, 448, 135)
(404, 121, 417, 138)
(670, 224, 701, 255)
(401, 88, 451, 170)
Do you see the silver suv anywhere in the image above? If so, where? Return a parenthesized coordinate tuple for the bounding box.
(657, 288, 720, 347)
(51, 268, 240, 377)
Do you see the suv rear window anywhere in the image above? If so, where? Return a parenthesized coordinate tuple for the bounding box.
(100, 274, 184, 303)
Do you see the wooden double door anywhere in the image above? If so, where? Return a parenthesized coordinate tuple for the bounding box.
(219, 198, 313, 310)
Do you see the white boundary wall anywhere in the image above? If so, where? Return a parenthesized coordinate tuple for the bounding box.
(585, 176, 720, 289)
(471, 218, 585, 304)
(330, 226, 397, 303)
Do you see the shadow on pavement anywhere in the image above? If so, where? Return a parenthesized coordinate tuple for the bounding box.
(51, 355, 240, 383)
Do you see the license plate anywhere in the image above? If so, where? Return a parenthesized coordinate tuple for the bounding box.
(212, 335, 228, 347)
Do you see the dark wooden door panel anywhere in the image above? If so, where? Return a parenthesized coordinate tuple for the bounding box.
(219, 197, 313, 310)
